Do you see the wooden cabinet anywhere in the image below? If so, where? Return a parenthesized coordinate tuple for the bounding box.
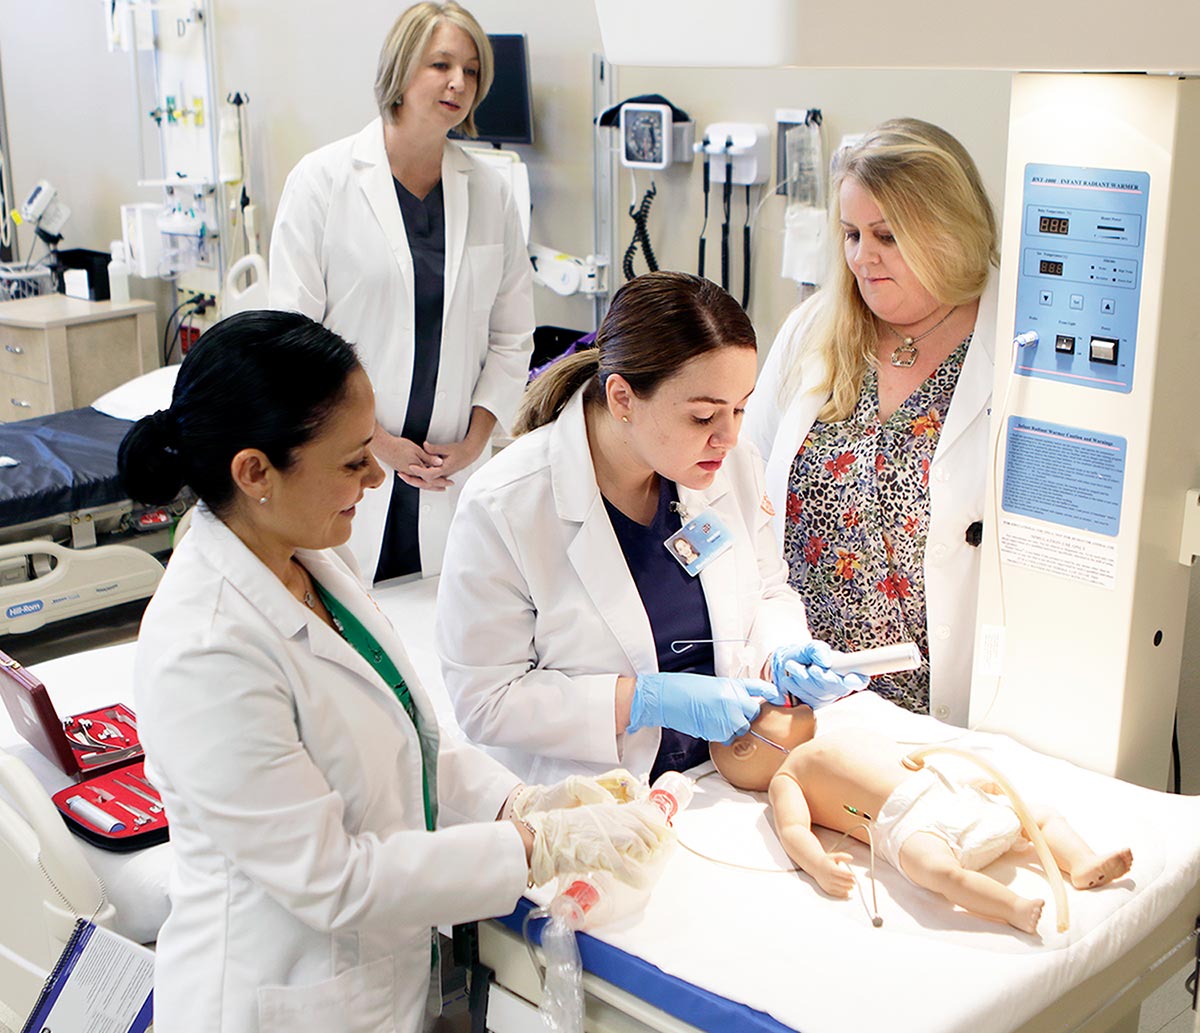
(0, 295, 158, 421)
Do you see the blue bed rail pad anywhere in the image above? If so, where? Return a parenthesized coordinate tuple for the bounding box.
(0, 408, 132, 526)
(498, 897, 796, 1033)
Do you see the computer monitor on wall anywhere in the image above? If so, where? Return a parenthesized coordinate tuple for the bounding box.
(470, 34, 534, 147)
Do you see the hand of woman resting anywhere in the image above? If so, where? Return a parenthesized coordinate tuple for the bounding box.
(371, 426, 452, 490)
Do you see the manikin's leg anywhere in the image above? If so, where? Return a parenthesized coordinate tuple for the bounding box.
(1027, 805, 1133, 889)
(897, 831, 1044, 934)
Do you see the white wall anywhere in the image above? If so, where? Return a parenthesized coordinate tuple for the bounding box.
(0, 0, 1194, 790)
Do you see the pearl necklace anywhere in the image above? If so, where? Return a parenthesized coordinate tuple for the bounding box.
(884, 306, 957, 368)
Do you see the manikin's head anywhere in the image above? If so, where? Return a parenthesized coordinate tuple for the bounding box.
(710, 703, 816, 791)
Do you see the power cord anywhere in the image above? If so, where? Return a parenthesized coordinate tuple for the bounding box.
(162, 293, 215, 364)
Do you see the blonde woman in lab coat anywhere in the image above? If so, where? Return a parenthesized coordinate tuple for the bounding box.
(745, 119, 999, 725)
(438, 273, 864, 788)
(269, 1, 533, 582)
(117, 311, 671, 1033)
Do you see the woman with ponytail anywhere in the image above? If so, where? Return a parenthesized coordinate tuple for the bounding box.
(119, 310, 673, 1033)
(437, 272, 862, 788)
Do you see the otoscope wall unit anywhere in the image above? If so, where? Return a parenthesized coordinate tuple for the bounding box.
(696, 124, 771, 185)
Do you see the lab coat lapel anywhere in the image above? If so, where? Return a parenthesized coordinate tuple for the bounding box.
(442, 143, 471, 319)
(678, 472, 745, 675)
(352, 118, 415, 288)
(553, 393, 658, 673)
(937, 274, 998, 461)
(298, 548, 436, 720)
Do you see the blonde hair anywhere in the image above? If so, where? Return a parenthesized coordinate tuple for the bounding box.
(784, 118, 998, 422)
(515, 272, 756, 436)
(373, 2, 494, 137)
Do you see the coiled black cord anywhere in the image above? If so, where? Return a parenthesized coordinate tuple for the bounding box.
(622, 182, 659, 281)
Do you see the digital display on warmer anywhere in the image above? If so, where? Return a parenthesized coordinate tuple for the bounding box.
(1039, 216, 1070, 235)
(1039, 259, 1064, 277)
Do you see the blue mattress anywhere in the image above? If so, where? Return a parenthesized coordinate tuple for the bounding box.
(500, 898, 794, 1033)
(0, 408, 132, 527)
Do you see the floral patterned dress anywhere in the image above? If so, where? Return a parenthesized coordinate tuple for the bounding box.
(782, 336, 971, 712)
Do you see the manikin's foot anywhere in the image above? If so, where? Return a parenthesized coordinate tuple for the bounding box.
(1070, 848, 1133, 889)
(1010, 896, 1044, 935)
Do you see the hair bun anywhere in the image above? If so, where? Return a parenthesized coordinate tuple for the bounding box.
(118, 410, 187, 504)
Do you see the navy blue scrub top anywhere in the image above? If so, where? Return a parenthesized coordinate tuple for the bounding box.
(603, 477, 715, 781)
(375, 179, 446, 583)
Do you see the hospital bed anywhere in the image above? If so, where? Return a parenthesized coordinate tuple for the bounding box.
(0, 576, 1196, 1031)
(0, 364, 187, 637)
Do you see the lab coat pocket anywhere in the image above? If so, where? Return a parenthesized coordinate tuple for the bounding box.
(466, 243, 504, 312)
(257, 956, 394, 1033)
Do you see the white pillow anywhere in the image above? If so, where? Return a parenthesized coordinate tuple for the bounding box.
(90, 365, 181, 422)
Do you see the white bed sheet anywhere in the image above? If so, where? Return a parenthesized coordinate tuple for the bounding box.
(533, 691, 1200, 1033)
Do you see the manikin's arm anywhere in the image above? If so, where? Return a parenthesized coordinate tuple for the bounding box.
(768, 772, 855, 898)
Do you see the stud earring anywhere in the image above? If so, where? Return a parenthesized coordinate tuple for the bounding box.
(621, 416, 630, 424)
(258, 496, 269, 506)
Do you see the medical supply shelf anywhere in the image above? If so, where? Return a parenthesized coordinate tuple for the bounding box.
(0, 295, 157, 422)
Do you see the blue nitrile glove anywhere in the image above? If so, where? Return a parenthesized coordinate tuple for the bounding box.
(628, 672, 786, 743)
(769, 641, 870, 708)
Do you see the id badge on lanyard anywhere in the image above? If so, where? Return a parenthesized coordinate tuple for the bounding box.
(664, 503, 733, 576)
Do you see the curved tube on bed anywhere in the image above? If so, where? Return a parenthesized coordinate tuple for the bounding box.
(903, 745, 1069, 933)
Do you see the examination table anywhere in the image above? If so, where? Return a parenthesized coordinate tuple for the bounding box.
(0, 575, 1196, 1033)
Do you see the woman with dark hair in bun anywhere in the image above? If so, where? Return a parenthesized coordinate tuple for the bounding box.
(119, 310, 671, 1033)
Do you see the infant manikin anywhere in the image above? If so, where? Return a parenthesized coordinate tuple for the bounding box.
(710, 705, 1132, 934)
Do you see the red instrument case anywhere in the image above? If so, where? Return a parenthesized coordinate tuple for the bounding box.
(0, 649, 168, 851)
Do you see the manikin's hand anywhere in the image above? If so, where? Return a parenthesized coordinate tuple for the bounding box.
(813, 851, 856, 898)
(770, 641, 869, 708)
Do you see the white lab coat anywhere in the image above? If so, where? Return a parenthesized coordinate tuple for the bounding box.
(743, 277, 998, 725)
(269, 119, 535, 579)
(436, 388, 812, 787)
(134, 506, 528, 1033)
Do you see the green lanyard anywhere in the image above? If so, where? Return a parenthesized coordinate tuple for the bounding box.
(313, 582, 435, 833)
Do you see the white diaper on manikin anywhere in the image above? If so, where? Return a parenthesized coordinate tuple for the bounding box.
(874, 763, 1024, 877)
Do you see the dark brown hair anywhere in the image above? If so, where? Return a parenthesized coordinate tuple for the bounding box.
(515, 271, 756, 435)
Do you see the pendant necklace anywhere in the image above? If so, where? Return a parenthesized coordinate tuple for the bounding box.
(884, 306, 956, 368)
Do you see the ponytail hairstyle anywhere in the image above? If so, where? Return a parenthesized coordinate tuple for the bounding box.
(781, 118, 998, 421)
(515, 271, 756, 435)
(119, 311, 361, 518)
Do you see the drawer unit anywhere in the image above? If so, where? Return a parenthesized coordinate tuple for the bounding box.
(0, 328, 49, 382)
(0, 296, 157, 422)
(0, 373, 52, 419)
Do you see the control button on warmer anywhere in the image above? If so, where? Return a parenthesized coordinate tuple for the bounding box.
(1089, 336, 1118, 364)
(1100, 298, 1116, 315)
(1055, 334, 1076, 354)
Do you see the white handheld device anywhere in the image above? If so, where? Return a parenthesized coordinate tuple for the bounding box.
(824, 642, 922, 678)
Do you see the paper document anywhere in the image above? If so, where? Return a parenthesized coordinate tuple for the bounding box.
(20, 919, 153, 1033)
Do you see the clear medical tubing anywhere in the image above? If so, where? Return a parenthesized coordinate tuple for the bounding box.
(525, 773, 696, 1030)
(903, 746, 1069, 933)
